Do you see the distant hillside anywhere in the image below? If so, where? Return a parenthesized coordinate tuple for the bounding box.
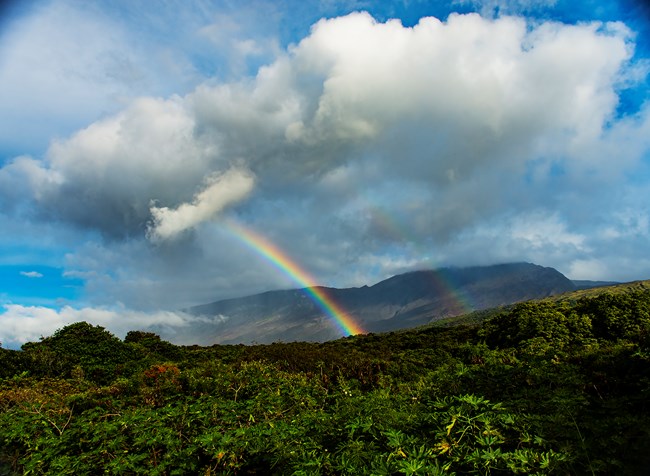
(553, 278, 650, 301)
(431, 278, 650, 329)
(572, 279, 621, 290)
(185, 263, 576, 345)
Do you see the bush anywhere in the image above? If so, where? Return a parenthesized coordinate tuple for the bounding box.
(22, 322, 138, 384)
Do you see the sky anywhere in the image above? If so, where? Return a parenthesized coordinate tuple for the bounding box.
(1, 0, 649, 347)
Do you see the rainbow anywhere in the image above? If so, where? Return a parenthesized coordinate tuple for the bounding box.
(421, 268, 473, 316)
(363, 203, 473, 314)
(223, 220, 365, 336)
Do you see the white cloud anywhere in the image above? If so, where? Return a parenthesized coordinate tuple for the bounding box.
(508, 212, 586, 250)
(0, 304, 207, 348)
(0, 155, 63, 207)
(20, 271, 43, 278)
(567, 259, 609, 280)
(7, 12, 636, 235)
(0, 3, 150, 153)
(7, 96, 221, 237)
(148, 168, 256, 241)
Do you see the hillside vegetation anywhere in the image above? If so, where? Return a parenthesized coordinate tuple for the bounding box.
(1, 284, 649, 475)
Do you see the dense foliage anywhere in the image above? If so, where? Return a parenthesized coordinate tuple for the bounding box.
(1, 290, 649, 474)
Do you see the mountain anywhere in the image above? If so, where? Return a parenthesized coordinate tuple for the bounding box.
(185, 262, 575, 345)
(571, 279, 621, 290)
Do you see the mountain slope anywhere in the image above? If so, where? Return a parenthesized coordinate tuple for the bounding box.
(571, 279, 621, 290)
(430, 278, 650, 329)
(185, 262, 575, 345)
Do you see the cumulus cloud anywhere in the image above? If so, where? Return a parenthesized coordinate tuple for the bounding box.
(8, 13, 637, 232)
(4, 96, 220, 237)
(148, 168, 256, 241)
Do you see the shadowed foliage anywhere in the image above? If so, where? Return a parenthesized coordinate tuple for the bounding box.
(1, 287, 650, 474)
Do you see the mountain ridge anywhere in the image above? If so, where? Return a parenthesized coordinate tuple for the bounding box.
(184, 262, 576, 345)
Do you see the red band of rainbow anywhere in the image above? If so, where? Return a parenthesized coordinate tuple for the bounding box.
(224, 220, 365, 337)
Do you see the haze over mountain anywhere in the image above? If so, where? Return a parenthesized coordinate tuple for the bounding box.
(186, 263, 575, 344)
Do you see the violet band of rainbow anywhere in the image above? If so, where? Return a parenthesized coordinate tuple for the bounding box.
(224, 220, 365, 337)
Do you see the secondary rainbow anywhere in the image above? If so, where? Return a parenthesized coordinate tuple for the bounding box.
(223, 220, 365, 337)
(362, 202, 473, 314)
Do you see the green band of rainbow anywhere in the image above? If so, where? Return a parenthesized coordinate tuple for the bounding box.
(224, 221, 365, 337)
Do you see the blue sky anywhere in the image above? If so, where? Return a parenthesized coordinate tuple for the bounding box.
(0, 265, 82, 306)
(1, 0, 649, 347)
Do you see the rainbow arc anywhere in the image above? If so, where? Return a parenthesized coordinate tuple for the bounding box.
(223, 220, 365, 337)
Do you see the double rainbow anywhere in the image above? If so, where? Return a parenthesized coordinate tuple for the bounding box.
(224, 220, 365, 337)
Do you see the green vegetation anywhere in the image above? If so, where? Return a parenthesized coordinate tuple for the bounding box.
(1, 288, 650, 474)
